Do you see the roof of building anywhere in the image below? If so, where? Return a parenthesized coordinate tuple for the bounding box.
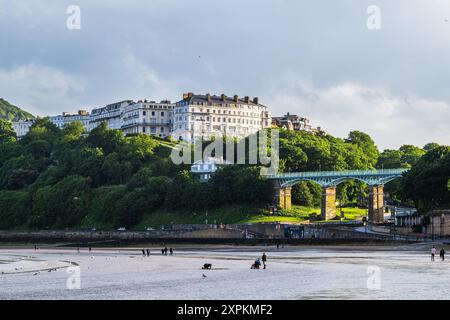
(92, 100, 135, 114)
(272, 114, 309, 122)
(180, 93, 268, 108)
(192, 157, 231, 165)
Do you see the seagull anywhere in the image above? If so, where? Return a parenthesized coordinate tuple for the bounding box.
(202, 274, 207, 279)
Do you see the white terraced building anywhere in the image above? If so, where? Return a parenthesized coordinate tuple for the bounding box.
(171, 93, 272, 142)
(11, 94, 276, 141)
(90, 100, 134, 131)
(121, 100, 174, 138)
(49, 110, 91, 131)
(12, 119, 34, 139)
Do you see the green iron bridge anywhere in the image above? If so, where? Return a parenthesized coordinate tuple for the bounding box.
(265, 169, 409, 223)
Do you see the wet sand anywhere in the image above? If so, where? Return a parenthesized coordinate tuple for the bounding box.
(0, 244, 448, 300)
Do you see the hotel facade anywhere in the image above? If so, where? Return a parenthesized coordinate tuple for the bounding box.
(90, 100, 134, 131)
(171, 93, 272, 142)
(121, 100, 174, 138)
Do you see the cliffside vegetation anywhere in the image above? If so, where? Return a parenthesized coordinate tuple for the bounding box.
(0, 118, 448, 230)
(0, 98, 34, 121)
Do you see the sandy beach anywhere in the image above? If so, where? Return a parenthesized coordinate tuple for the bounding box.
(1, 244, 449, 300)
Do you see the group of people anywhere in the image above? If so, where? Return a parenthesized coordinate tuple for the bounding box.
(251, 252, 268, 269)
(431, 246, 446, 261)
(161, 247, 173, 255)
(141, 247, 174, 257)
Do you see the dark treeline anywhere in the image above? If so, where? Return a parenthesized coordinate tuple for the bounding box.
(0, 118, 448, 230)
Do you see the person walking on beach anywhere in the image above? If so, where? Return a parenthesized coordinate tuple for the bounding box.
(431, 247, 436, 261)
(164, 247, 168, 255)
(89, 247, 92, 253)
(169, 248, 173, 255)
(77, 247, 80, 254)
(440, 248, 446, 261)
(262, 252, 267, 269)
(146, 249, 150, 257)
(161, 248, 164, 255)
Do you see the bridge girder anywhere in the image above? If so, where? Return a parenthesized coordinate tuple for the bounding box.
(269, 169, 408, 188)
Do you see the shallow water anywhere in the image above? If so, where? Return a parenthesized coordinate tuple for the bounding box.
(0, 247, 448, 300)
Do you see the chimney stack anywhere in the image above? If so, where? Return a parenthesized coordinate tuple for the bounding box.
(221, 94, 227, 101)
(253, 97, 259, 105)
(183, 92, 194, 100)
(206, 93, 211, 102)
(244, 96, 250, 103)
(233, 95, 239, 102)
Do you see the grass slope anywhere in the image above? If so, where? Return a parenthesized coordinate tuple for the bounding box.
(129, 205, 368, 230)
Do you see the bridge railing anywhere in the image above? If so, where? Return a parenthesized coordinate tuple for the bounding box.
(265, 169, 408, 179)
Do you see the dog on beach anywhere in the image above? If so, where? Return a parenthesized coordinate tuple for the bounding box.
(202, 263, 212, 270)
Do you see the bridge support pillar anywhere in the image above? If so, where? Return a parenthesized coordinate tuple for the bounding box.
(274, 186, 292, 210)
(368, 185, 384, 223)
(321, 186, 337, 220)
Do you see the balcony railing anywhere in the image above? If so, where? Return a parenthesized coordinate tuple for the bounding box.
(121, 121, 171, 129)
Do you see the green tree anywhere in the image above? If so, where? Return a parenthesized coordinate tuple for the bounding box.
(400, 146, 450, 211)
(21, 118, 60, 146)
(31, 175, 91, 229)
(424, 143, 440, 151)
(345, 131, 379, 168)
(114, 176, 170, 227)
(292, 182, 321, 207)
(0, 190, 30, 229)
(0, 119, 17, 143)
(86, 122, 125, 155)
(377, 150, 405, 169)
(399, 145, 425, 167)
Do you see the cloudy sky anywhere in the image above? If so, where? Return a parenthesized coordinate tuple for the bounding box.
(1, 0, 450, 150)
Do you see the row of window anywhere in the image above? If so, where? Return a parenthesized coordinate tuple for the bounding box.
(174, 109, 267, 116)
(176, 124, 254, 133)
(142, 111, 167, 117)
(177, 100, 266, 110)
(123, 126, 167, 135)
(174, 115, 264, 125)
(142, 126, 165, 133)
(140, 104, 173, 109)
